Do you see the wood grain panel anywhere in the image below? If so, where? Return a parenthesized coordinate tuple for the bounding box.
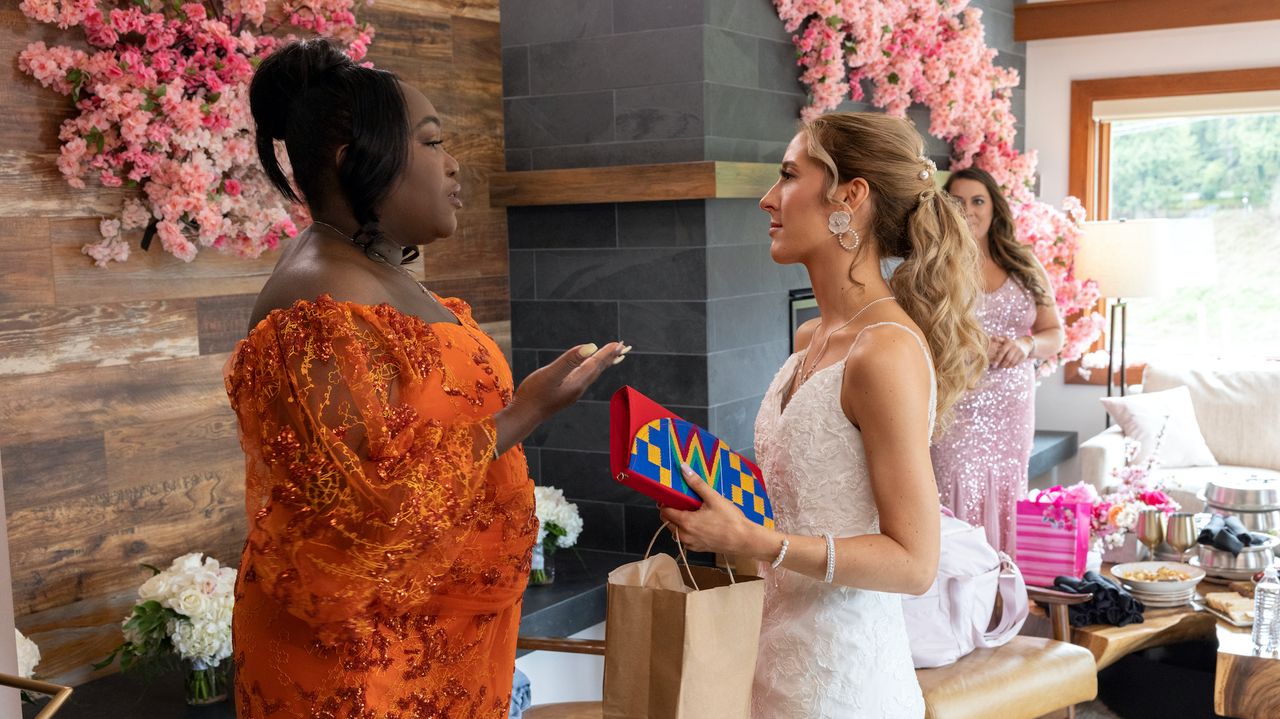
(429, 274, 509, 324)
(9, 465, 241, 680)
(714, 161, 784, 200)
(0, 5, 84, 155)
(196, 294, 258, 355)
(363, 5, 453, 70)
(50, 218, 279, 305)
(0, 300, 198, 377)
(490, 161, 778, 206)
(1014, 0, 1280, 42)
(0, 217, 54, 307)
(1, 435, 108, 515)
(0, 352, 231, 447)
(7, 425, 243, 617)
(16, 588, 139, 687)
(423, 208, 509, 280)
(0, 152, 131, 218)
(451, 15, 502, 85)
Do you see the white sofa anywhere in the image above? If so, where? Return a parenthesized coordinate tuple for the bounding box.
(1079, 362, 1280, 512)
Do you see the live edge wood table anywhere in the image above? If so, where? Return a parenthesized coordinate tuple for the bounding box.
(1025, 566, 1280, 719)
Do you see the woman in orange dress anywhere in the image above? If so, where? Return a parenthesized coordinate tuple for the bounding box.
(224, 40, 626, 717)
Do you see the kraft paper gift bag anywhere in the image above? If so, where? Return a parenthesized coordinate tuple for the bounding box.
(602, 547, 764, 719)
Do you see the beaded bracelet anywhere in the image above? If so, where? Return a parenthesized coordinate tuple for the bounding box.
(823, 534, 836, 583)
(770, 537, 790, 569)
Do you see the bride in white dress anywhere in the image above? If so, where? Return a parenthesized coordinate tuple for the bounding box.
(661, 113, 987, 718)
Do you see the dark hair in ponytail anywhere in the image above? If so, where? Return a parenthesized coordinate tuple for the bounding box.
(249, 39, 408, 230)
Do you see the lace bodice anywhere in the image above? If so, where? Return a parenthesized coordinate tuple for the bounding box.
(750, 322, 932, 718)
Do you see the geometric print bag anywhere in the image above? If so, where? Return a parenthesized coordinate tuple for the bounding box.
(609, 386, 775, 528)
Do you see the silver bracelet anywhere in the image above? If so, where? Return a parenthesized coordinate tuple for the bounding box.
(823, 533, 836, 583)
(770, 537, 790, 569)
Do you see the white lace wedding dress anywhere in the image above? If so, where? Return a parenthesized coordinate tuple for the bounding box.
(751, 322, 933, 718)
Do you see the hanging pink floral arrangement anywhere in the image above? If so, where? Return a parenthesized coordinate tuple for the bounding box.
(776, 0, 1104, 374)
(18, 0, 375, 265)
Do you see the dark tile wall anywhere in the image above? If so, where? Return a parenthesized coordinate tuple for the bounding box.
(500, 0, 805, 170)
(502, 0, 1024, 554)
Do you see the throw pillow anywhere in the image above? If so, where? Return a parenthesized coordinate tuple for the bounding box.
(1100, 385, 1218, 469)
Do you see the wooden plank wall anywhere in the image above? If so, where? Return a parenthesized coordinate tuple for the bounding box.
(0, 0, 509, 686)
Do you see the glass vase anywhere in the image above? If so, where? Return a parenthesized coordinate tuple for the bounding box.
(529, 542, 555, 586)
(185, 658, 230, 705)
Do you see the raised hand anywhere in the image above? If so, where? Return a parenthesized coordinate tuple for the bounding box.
(494, 342, 629, 456)
(516, 342, 629, 420)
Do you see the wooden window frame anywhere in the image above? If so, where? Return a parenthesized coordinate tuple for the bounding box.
(1063, 66, 1280, 385)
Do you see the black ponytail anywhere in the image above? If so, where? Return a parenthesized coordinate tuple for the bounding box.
(249, 39, 408, 230)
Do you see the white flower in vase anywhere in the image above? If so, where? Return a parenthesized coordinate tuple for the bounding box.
(531, 486, 583, 585)
(15, 629, 40, 679)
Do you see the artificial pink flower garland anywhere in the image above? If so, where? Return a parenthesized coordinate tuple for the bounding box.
(18, 0, 375, 265)
(776, 0, 1105, 374)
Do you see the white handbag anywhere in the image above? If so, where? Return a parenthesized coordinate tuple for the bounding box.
(903, 509, 1029, 668)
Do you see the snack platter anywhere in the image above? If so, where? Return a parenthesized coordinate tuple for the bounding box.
(1193, 598, 1254, 628)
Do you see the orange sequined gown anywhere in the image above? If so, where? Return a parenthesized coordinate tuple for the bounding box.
(224, 295, 536, 718)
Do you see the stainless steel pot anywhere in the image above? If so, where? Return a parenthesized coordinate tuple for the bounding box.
(1203, 475, 1280, 511)
(1195, 537, 1277, 580)
(1208, 508, 1280, 534)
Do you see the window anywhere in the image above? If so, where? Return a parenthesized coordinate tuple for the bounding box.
(1107, 112, 1280, 361)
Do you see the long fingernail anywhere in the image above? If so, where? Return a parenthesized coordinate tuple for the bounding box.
(612, 355, 626, 365)
(578, 343, 599, 357)
(620, 345, 633, 355)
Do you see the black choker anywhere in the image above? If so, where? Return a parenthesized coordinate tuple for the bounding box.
(312, 220, 419, 265)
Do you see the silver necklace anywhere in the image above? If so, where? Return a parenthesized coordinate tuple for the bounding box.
(310, 220, 438, 303)
(795, 296, 897, 386)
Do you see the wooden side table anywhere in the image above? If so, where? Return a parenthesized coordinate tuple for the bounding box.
(1215, 624, 1280, 719)
(1025, 601, 1217, 671)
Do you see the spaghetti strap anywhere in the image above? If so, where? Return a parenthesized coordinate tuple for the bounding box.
(851, 321, 937, 435)
(853, 321, 932, 368)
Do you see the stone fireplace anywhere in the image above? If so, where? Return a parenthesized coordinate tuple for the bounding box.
(498, 0, 1023, 554)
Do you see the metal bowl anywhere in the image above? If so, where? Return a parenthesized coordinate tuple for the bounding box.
(1207, 508, 1280, 534)
(1195, 537, 1278, 580)
(1203, 475, 1280, 511)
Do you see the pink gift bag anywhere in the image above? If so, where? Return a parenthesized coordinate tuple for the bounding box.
(1014, 499, 1091, 588)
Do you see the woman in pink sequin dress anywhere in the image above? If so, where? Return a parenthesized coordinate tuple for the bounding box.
(930, 168, 1065, 554)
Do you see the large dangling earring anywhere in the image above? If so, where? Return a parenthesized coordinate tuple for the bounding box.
(838, 227, 861, 252)
(828, 210, 860, 252)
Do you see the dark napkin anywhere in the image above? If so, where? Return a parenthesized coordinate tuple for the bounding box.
(1054, 571, 1146, 627)
(1197, 514, 1272, 555)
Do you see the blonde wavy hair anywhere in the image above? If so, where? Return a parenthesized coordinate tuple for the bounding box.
(804, 113, 986, 432)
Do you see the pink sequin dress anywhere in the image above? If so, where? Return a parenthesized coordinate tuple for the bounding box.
(930, 276, 1037, 554)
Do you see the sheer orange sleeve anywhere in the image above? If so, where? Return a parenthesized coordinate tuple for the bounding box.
(225, 297, 526, 643)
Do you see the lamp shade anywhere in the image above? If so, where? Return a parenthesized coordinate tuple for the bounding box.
(1075, 219, 1178, 299)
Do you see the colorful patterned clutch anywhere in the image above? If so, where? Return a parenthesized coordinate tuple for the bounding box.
(609, 386, 774, 528)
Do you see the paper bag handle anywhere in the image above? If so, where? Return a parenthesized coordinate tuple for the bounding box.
(644, 522, 739, 591)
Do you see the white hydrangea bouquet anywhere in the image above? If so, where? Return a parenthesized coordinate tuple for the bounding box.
(531, 486, 583, 585)
(15, 628, 40, 680)
(96, 552, 235, 705)
(14, 628, 41, 703)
